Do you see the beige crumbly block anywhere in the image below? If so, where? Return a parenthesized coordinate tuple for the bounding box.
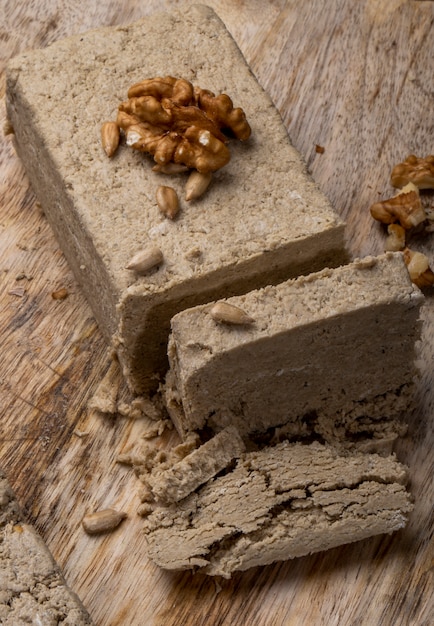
(87, 357, 121, 415)
(143, 441, 413, 577)
(5, 5, 347, 393)
(165, 252, 423, 444)
(147, 426, 245, 504)
(0, 471, 93, 625)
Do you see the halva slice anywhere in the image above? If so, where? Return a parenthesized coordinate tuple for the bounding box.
(165, 252, 423, 445)
(143, 441, 413, 577)
(147, 426, 245, 504)
(6, 5, 347, 393)
(0, 470, 93, 625)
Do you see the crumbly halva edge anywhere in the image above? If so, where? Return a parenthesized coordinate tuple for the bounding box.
(164, 253, 424, 445)
(143, 441, 413, 578)
(147, 426, 245, 504)
(0, 471, 93, 625)
(5, 4, 347, 393)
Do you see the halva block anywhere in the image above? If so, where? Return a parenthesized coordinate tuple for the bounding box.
(0, 471, 93, 625)
(165, 253, 423, 445)
(6, 5, 347, 393)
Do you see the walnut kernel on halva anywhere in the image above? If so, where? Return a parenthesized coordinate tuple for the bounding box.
(103, 76, 251, 175)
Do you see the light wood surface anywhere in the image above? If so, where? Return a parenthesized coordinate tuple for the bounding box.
(1, 1, 434, 624)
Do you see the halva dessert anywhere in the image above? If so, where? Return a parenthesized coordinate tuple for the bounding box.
(143, 441, 413, 577)
(165, 252, 423, 447)
(5, 6, 423, 580)
(5, 5, 347, 393)
(146, 426, 245, 504)
(0, 470, 93, 625)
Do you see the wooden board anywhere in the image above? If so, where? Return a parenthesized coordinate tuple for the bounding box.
(1, 1, 433, 624)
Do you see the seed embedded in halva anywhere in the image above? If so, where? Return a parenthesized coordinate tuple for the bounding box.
(126, 246, 164, 274)
(209, 301, 254, 325)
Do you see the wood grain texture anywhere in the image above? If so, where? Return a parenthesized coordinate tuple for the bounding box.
(1, 1, 433, 625)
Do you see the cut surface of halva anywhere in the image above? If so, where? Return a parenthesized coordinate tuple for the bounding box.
(165, 252, 423, 447)
(5, 5, 347, 393)
(143, 441, 413, 577)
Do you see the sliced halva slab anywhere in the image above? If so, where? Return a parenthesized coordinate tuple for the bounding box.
(5, 5, 347, 393)
(165, 252, 423, 445)
(0, 471, 93, 625)
(143, 441, 413, 577)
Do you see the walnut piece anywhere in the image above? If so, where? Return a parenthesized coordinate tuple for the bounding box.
(403, 248, 434, 288)
(384, 224, 406, 252)
(391, 154, 434, 189)
(114, 76, 251, 173)
(370, 182, 426, 229)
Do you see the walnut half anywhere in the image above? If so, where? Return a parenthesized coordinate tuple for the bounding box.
(369, 182, 426, 230)
(114, 76, 251, 173)
(391, 154, 434, 189)
(403, 248, 434, 288)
